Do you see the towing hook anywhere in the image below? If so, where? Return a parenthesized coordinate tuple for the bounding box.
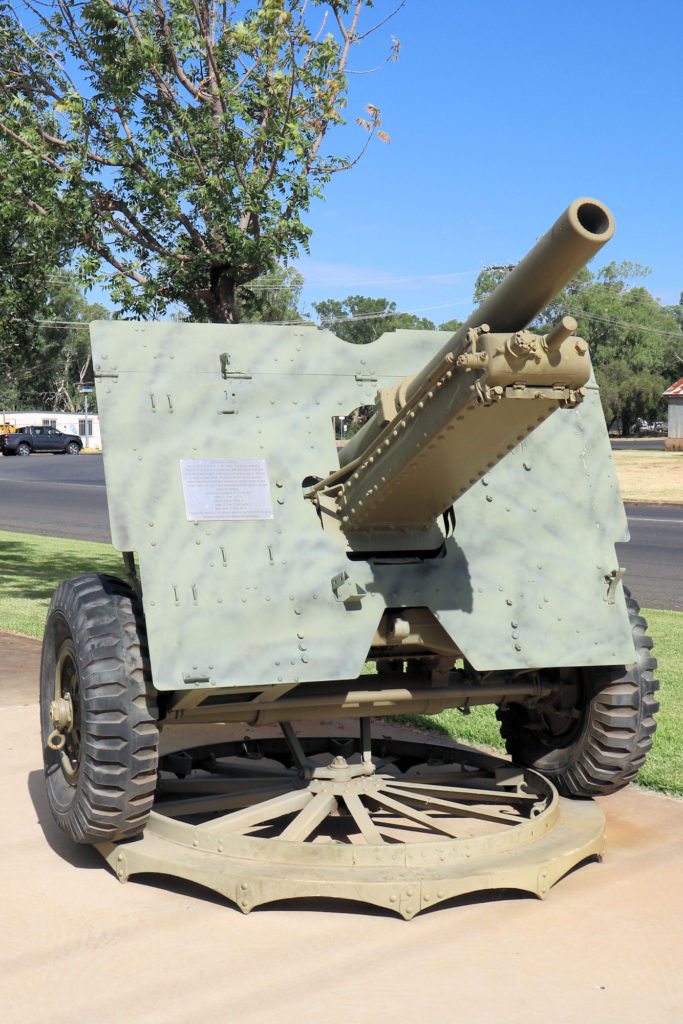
(47, 729, 66, 751)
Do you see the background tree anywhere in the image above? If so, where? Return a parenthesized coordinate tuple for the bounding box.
(0, 0, 399, 324)
(0, 146, 91, 410)
(471, 260, 683, 434)
(437, 317, 462, 333)
(0, 133, 81, 405)
(597, 362, 669, 438)
(666, 293, 683, 333)
(237, 266, 305, 323)
(0, 272, 108, 411)
(314, 294, 434, 343)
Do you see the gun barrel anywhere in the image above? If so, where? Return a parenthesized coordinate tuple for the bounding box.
(465, 198, 613, 333)
(402, 198, 613, 413)
(333, 199, 614, 534)
(338, 198, 613, 476)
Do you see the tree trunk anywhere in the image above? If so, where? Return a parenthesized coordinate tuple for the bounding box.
(196, 267, 239, 324)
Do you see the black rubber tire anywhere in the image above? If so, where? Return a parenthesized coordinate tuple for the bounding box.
(65, 441, 81, 455)
(16, 442, 31, 456)
(40, 574, 159, 843)
(496, 589, 659, 797)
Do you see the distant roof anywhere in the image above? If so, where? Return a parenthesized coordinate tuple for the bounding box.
(663, 378, 683, 397)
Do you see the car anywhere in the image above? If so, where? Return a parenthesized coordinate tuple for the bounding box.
(0, 425, 83, 456)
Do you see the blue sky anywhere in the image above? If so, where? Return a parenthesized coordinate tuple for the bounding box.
(293, 0, 683, 325)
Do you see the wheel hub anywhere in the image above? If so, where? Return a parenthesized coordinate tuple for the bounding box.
(49, 694, 74, 732)
(308, 753, 376, 782)
(50, 640, 82, 780)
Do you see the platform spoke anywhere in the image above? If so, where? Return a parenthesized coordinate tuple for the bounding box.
(208, 761, 297, 780)
(383, 784, 521, 825)
(279, 792, 338, 842)
(385, 779, 538, 807)
(205, 788, 312, 836)
(369, 791, 462, 839)
(157, 782, 294, 819)
(403, 768, 490, 784)
(158, 775, 295, 795)
(343, 793, 386, 845)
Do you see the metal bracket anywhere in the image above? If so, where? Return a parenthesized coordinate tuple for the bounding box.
(220, 352, 252, 380)
(331, 570, 367, 606)
(604, 567, 626, 604)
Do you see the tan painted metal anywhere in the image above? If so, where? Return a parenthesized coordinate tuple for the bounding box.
(331, 199, 614, 530)
(96, 734, 605, 919)
(330, 325, 591, 531)
(338, 197, 614, 471)
(163, 671, 554, 726)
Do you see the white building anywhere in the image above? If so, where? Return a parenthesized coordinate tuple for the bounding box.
(663, 378, 683, 452)
(0, 410, 101, 449)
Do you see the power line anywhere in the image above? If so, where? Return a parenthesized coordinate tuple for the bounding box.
(9, 298, 463, 330)
(315, 301, 457, 326)
(9, 318, 93, 330)
(556, 304, 682, 340)
(8, 290, 683, 337)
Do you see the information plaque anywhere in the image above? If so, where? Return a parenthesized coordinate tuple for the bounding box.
(180, 458, 274, 521)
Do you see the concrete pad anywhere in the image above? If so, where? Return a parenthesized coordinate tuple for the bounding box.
(2, 634, 683, 1024)
(0, 632, 41, 707)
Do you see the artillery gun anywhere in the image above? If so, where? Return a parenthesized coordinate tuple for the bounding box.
(40, 198, 658, 918)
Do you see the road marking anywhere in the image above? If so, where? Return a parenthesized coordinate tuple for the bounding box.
(628, 516, 683, 525)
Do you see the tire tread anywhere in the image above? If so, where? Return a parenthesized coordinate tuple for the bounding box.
(497, 589, 659, 797)
(40, 573, 159, 843)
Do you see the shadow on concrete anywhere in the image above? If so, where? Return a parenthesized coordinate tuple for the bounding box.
(27, 769, 102, 871)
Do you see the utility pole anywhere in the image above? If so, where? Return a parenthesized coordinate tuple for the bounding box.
(78, 383, 94, 447)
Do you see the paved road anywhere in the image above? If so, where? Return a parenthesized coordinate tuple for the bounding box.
(610, 438, 665, 450)
(0, 455, 680, 610)
(0, 453, 111, 543)
(619, 503, 683, 612)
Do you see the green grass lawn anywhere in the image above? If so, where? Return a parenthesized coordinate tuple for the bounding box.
(635, 610, 683, 796)
(1, 529, 680, 795)
(0, 530, 127, 637)
(385, 608, 682, 798)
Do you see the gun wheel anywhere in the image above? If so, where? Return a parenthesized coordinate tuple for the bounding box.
(40, 574, 159, 843)
(95, 723, 606, 918)
(496, 587, 659, 796)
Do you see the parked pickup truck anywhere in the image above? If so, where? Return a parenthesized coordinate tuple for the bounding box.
(0, 425, 82, 456)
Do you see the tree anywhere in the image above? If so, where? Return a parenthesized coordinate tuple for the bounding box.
(0, 0, 399, 324)
(471, 267, 509, 307)
(545, 263, 681, 376)
(0, 272, 108, 411)
(0, 168, 70, 411)
(0, 132, 79, 360)
(238, 266, 305, 323)
(667, 294, 683, 332)
(0, 148, 108, 411)
(314, 294, 434, 343)
(471, 260, 683, 433)
(596, 362, 668, 438)
(438, 317, 462, 333)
